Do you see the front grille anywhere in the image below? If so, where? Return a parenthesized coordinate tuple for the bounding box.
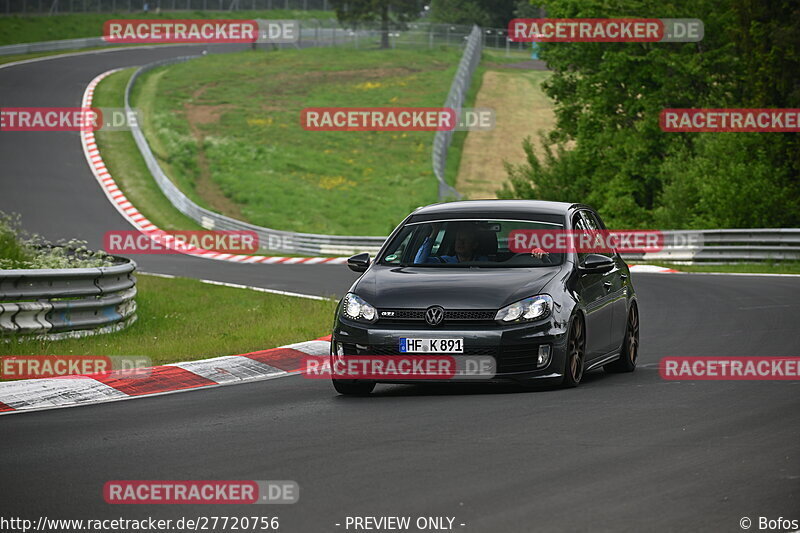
(377, 308, 496, 325)
(383, 309, 425, 320)
(339, 343, 542, 374)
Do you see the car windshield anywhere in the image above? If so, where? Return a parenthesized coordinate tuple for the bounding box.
(379, 219, 565, 267)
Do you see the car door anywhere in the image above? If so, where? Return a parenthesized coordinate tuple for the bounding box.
(572, 213, 614, 359)
(581, 210, 628, 354)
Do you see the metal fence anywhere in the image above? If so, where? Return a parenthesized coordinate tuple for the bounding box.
(0, 257, 137, 339)
(432, 24, 481, 200)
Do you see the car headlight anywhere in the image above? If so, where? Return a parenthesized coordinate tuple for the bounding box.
(495, 294, 553, 323)
(341, 293, 377, 323)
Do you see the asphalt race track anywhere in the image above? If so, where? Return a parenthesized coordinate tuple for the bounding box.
(1, 47, 798, 532)
(0, 44, 359, 297)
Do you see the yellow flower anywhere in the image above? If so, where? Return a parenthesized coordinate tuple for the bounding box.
(319, 176, 356, 190)
(354, 81, 383, 90)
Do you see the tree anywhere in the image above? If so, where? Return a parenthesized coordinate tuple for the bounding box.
(499, 0, 800, 229)
(430, 0, 518, 27)
(330, 0, 421, 49)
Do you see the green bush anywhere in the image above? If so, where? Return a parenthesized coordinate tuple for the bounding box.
(0, 212, 114, 270)
(500, 0, 800, 229)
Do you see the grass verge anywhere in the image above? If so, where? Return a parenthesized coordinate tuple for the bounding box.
(92, 68, 204, 231)
(650, 262, 800, 275)
(134, 45, 465, 236)
(0, 10, 331, 46)
(0, 273, 337, 365)
(92, 69, 338, 257)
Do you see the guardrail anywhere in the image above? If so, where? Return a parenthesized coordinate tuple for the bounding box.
(125, 55, 386, 256)
(620, 229, 800, 263)
(121, 59, 800, 261)
(0, 21, 359, 57)
(122, 24, 484, 254)
(432, 24, 482, 201)
(0, 257, 137, 339)
(0, 36, 110, 56)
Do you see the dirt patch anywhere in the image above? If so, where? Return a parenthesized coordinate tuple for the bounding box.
(456, 70, 556, 199)
(270, 66, 423, 83)
(253, 66, 432, 97)
(183, 85, 243, 219)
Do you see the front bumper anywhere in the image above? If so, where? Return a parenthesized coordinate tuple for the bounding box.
(331, 317, 569, 383)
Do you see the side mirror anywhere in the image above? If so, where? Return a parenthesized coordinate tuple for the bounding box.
(579, 254, 614, 274)
(347, 252, 371, 273)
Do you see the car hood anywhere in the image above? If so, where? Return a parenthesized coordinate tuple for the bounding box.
(352, 265, 561, 310)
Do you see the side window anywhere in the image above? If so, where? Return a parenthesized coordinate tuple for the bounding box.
(572, 213, 589, 263)
(585, 210, 607, 230)
(580, 211, 614, 257)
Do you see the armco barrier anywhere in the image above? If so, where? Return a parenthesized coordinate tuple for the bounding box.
(0, 257, 137, 339)
(124, 57, 385, 256)
(123, 27, 483, 253)
(0, 36, 109, 56)
(4, 24, 483, 252)
(620, 229, 800, 263)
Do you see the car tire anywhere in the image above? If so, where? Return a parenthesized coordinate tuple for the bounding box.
(605, 303, 639, 373)
(561, 314, 585, 388)
(332, 379, 376, 395)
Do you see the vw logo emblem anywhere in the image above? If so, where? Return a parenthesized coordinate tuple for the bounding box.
(425, 306, 444, 326)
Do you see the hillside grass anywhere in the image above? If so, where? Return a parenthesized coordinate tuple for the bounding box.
(134, 46, 465, 236)
(0, 10, 330, 45)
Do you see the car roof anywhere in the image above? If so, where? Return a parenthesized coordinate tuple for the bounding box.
(412, 200, 586, 217)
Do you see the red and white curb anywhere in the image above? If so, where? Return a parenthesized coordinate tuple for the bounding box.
(0, 337, 331, 415)
(81, 69, 346, 266)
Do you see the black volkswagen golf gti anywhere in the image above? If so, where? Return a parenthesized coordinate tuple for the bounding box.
(330, 200, 639, 394)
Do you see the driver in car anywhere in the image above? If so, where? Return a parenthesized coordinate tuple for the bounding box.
(414, 223, 485, 264)
(414, 222, 551, 264)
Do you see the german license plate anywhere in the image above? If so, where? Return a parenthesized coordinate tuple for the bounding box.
(399, 338, 464, 353)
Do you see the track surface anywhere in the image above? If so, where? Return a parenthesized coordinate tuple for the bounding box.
(1, 46, 798, 532)
(0, 44, 359, 297)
